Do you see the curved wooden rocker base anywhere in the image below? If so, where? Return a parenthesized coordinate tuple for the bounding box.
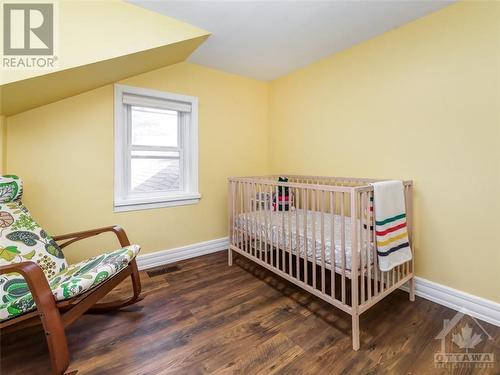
(87, 258, 143, 313)
(0, 225, 143, 375)
(88, 295, 145, 313)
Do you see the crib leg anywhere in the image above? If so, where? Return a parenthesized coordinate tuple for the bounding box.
(409, 276, 415, 302)
(352, 313, 360, 350)
(228, 248, 233, 266)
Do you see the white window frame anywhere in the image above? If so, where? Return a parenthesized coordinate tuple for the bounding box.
(114, 84, 200, 212)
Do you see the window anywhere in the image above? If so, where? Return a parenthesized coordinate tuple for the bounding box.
(114, 84, 199, 211)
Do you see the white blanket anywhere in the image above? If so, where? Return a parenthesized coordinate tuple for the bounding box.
(370, 180, 413, 271)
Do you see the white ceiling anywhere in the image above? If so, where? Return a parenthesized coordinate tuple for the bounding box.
(130, 1, 454, 81)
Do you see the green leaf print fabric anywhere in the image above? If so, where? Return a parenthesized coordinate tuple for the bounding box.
(0, 245, 139, 320)
(0, 176, 68, 307)
(0, 176, 140, 321)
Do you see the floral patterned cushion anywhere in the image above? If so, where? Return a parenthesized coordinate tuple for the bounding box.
(0, 175, 23, 203)
(0, 176, 68, 309)
(0, 245, 140, 321)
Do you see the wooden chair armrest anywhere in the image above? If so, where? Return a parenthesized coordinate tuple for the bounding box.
(0, 261, 57, 316)
(52, 225, 131, 249)
(0, 262, 70, 373)
(0, 262, 53, 296)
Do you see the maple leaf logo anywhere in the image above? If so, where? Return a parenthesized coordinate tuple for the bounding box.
(451, 324, 483, 350)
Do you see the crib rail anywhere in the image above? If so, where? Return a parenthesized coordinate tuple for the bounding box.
(231, 174, 412, 187)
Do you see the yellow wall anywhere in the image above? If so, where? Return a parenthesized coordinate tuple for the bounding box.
(5, 62, 269, 262)
(268, 2, 500, 301)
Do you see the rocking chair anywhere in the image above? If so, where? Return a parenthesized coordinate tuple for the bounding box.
(0, 175, 142, 374)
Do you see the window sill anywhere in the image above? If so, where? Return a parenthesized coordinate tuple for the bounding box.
(114, 193, 201, 212)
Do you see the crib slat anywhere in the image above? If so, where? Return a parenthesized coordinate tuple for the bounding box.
(288, 187, 293, 277)
(330, 191, 336, 300)
(372, 194, 378, 296)
(281, 183, 286, 273)
(246, 183, 250, 255)
(267, 184, 272, 265)
(259, 184, 266, 260)
(366, 191, 372, 301)
(254, 182, 258, 258)
(360, 191, 366, 304)
(273, 185, 277, 268)
(246, 182, 250, 254)
(383, 269, 388, 292)
(249, 182, 253, 257)
(242, 182, 246, 253)
(295, 187, 300, 281)
(341, 192, 346, 304)
(237, 182, 241, 250)
(407, 183, 415, 298)
(247, 182, 252, 255)
(320, 190, 326, 294)
(240, 182, 246, 254)
(275, 185, 280, 270)
(272, 183, 276, 264)
(404, 255, 407, 277)
(252, 182, 256, 258)
(351, 190, 360, 320)
(303, 188, 308, 286)
(264, 183, 269, 263)
(262, 183, 267, 263)
(312, 188, 317, 290)
(251, 182, 254, 257)
(231, 181, 236, 247)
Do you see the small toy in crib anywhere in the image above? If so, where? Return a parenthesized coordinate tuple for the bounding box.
(273, 176, 295, 211)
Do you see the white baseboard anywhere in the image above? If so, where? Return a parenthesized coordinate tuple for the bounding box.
(137, 237, 499, 327)
(401, 277, 500, 327)
(137, 237, 228, 270)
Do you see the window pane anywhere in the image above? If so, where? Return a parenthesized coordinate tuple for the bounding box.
(131, 150, 179, 159)
(131, 158, 180, 193)
(131, 106, 178, 147)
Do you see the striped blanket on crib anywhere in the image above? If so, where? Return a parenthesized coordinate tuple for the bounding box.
(369, 180, 413, 272)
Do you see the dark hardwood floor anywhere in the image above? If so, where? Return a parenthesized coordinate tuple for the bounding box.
(1, 251, 498, 374)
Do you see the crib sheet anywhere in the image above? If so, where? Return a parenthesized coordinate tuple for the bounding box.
(236, 209, 374, 271)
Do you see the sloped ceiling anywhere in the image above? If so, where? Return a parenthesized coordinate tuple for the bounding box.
(1, 1, 210, 116)
(130, 0, 454, 80)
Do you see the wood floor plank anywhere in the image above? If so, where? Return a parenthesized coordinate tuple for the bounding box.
(1, 251, 498, 374)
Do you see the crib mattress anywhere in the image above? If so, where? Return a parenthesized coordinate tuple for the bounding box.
(235, 209, 373, 271)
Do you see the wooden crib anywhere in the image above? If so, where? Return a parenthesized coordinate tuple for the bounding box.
(227, 175, 415, 350)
